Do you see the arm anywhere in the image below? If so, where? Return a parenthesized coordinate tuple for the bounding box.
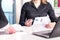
(19, 3, 33, 26)
(45, 3, 58, 29)
(47, 3, 58, 22)
(0, 0, 8, 28)
(19, 4, 26, 26)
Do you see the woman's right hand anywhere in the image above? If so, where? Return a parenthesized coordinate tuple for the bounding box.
(25, 19, 33, 27)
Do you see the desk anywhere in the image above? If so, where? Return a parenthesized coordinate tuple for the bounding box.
(0, 24, 60, 40)
(0, 32, 60, 40)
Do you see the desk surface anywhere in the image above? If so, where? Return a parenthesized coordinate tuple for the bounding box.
(0, 24, 60, 40)
(0, 32, 60, 40)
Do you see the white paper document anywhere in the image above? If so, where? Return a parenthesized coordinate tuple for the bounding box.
(32, 16, 51, 32)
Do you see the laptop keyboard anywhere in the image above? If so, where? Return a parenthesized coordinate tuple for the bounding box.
(43, 33, 51, 35)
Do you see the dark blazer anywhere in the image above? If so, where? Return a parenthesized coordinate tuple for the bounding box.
(19, 2, 58, 26)
(0, 0, 8, 28)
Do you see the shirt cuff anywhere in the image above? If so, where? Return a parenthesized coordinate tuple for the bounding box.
(0, 23, 10, 30)
(11, 24, 25, 32)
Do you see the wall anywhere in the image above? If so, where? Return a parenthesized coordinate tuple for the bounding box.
(47, 0, 54, 7)
(54, 8, 60, 17)
(47, 0, 60, 17)
(23, 0, 31, 4)
(16, 0, 22, 23)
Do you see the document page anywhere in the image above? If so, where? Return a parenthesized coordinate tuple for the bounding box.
(32, 16, 51, 32)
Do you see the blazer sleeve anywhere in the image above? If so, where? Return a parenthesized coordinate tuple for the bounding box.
(47, 3, 58, 22)
(0, 0, 8, 28)
(19, 4, 26, 26)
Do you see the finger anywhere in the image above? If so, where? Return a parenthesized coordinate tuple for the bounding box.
(45, 24, 50, 28)
(27, 19, 33, 23)
(25, 19, 33, 26)
(29, 19, 33, 22)
(25, 21, 32, 26)
(25, 22, 32, 27)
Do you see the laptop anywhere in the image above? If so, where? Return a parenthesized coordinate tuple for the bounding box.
(33, 17, 60, 38)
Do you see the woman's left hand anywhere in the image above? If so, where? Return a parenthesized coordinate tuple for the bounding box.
(45, 22, 56, 29)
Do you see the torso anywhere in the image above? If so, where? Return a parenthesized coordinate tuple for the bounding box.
(23, 2, 50, 19)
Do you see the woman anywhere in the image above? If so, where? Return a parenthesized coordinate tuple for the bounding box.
(19, 0, 58, 28)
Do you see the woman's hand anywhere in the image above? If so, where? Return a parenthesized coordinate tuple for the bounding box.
(5, 26, 16, 34)
(25, 19, 33, 27)
(45, 22, 56, 29)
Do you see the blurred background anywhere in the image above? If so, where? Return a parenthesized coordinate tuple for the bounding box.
(1, 0, 60, 24)
(2, 0, 16, 24)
